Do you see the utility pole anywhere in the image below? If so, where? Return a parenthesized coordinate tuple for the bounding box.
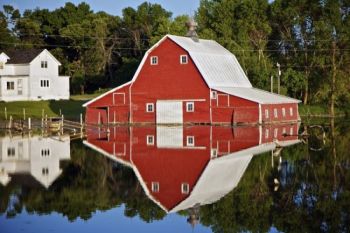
(277, 62, 281, 94)
(270, 75, 274, 93)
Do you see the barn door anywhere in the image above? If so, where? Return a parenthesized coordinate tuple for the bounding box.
(156, 101, 183, 124)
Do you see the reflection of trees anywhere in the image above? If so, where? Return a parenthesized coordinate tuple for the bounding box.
(0, 140, 166, 222)
(199, 122, 350, 233)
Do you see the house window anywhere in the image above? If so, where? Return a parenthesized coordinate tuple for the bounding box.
(282, 108, 286, 117)
(41, 61, 48, 68)
(290, 107, 293, 116)
(0, 62, 3, 69)
(41, 149, 50, 157)
(42, 168, 49, 176)
(6, 81, 14, 90)
(150, 56, 158, 65)
(147, 135, 154, 145)
(146, 103, 154, 112)
(186, 102, 194, 112)
(187, 136, 195, 146)
(180, 55, 188, 64)
(274, 108, 278, 118)
(151, 182, 159, 192)
(265, 109, 269, 119)
(211, 91, 217, 99)
(274, 128, 278, 138)
(181, 183, 190, 194)
(7, 147, 15, 157)
(40, 80, 50, 87)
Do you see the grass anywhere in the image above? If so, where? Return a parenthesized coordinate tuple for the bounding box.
(299, 104, 345, 117)
(0, 96, 93, 120)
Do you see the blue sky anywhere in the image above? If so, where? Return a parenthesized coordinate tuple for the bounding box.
(1, 0, 200, 17)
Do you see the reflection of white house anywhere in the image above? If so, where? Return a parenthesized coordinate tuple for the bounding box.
(0, 49, 69, 102)
(0, 135, 70, 188)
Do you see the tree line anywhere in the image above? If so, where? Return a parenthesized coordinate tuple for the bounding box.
(1, 1, 349, 114)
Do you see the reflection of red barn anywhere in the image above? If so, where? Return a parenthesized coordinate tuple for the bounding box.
(83, 35, 300, 125)
(84, 124, 300, 212)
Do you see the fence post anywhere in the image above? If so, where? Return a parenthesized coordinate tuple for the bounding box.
(4, 107, 7, 120)
(61, 114, 64, 127)
(9, 115, 12, 129)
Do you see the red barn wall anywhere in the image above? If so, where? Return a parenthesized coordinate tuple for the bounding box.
(261, 103, 298, 123)
(211, 91, 259, 124)
(130, 38, 211, 124)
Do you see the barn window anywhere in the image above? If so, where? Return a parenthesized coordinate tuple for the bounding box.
(7, 147, 15, 157)
(6, 81, 14, 90)
(186, 102, 194, 112)
(151, 182, 159, 192)
(187, 136, 195, 146)
(180, 55, 188, 64)
(181, 183, 190, 194)
(146, 135, 154, 145)
(290, 107, 293, 116)
(146, 103, 154, 112)
(274, 108, 278, 118)
(265, 129, 269, 139)
(265, 109, 269, 119)
(290, 127, 294, 136)
(211, 149, 218, 158)
(150, 56, 158, 65)
(282, 108, 286, 117)
(211, 91, 217, 99)
(274, 128, 278, 138)
(41, 61, 48, 68)
(40, 80, 50, 87)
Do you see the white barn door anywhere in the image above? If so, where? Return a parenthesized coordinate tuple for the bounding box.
(156, 101, 183, 124)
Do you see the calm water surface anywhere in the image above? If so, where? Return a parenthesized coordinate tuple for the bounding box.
(1, 121, 349, 233)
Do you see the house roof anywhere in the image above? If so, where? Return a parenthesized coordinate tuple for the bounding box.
(2, 49, 43, 64)
(214, 86, 301, 104)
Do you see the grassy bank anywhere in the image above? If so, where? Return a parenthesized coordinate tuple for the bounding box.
(299, 104, 346, 117)
(0, 98, 91, 121)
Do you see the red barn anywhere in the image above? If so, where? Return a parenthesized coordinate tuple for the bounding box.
(84, 124, 300, 212)
(84, 34, 300, 125)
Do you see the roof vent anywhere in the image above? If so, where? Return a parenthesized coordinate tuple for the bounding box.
(185, 18, 199, 42)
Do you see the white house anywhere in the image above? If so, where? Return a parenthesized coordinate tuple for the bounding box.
(0, 49, 69, 102)
(0, 134, 70, 188)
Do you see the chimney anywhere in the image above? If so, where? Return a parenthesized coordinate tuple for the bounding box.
(185, 18, 199, 42)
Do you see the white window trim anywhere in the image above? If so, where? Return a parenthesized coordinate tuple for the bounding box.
(146, 103, 154, 112)
(187, 136, 195, 146)
(181, 183, 190, 194)
(41, 60, 48, 68)
(186, 102, 194, 112)
(151, 182, 159, 192)
(150, 56, 158, 65)
(265, 129, 269, 139)
(282, 108, 286, 117)
(211, 91, 217, 99)
(146, 135, 154, 145)
(265, 109, 269, 119)
(211, 148, 218, 158)
(180, 55, 188, 64)
(6, 81, 15, 90)
(274, 108, 278, 118)
(290, 107, 293, 116)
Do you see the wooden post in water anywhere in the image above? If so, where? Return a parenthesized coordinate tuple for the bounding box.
(4, 107, 7, 120)
(23, 108, 26, 120)
(28, 117, 31, 130)
(9, 115, 13, 129)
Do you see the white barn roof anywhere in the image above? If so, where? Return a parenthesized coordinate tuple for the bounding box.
(214, 86, 301, 104)
(168, 35, 252, 88)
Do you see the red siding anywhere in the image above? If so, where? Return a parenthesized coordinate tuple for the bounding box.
(211, 91, 259, 124)
(261, 103, 299, 123)
(130, 38, 210, 123)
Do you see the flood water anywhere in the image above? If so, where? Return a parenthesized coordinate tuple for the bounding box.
(1, 121, 349, 233)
